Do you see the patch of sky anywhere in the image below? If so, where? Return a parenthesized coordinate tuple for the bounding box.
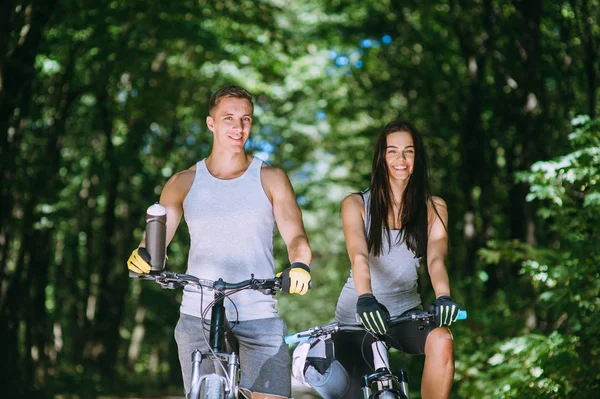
(297, 195, 308, 206)
(328, 50, 338, 60)
(246, 138, 275, 155)
(382, 34, 392, 44)
(335, 56, 349, 67)
(316, 109, 327, 121)
(42, 58, 61, 74)
(117, 90, 128, 104)
(360, 39, 373, 48)
(291, 163, 313, 184)
(271, 85, 286, 100)
(254, 151, 271, 162)
(283, 160, 294, 169)
(272, 135, 283, 146)
(355, 60, 363, 68)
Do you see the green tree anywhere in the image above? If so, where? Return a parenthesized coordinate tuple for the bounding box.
(462, 116, 600, 398)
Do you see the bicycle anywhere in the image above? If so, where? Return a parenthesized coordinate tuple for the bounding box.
(285, 309, 467, 399)
(130, 270, 283, 399)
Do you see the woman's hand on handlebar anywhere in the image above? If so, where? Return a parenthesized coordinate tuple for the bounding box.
(429, 296, 461, 327)
(356, 293, 390, 335)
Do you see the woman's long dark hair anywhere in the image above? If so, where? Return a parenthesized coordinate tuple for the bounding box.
(366, 120, 436, 260)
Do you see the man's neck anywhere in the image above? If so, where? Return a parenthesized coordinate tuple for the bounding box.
(205, 150, 253, 179)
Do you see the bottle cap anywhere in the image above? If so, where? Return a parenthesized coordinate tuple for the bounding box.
(147, 203, 167, 216)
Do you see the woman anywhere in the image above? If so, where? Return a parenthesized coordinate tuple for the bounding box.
(334, 120, 460, 399)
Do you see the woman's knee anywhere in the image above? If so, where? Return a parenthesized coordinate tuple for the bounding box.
(425, 327, 454, 362)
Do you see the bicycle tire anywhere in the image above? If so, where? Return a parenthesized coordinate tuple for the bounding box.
(375, 390, 406, 399)
(199, 374, 226, 399)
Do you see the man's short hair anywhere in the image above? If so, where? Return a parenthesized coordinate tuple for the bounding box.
(208, 85, 254, 115)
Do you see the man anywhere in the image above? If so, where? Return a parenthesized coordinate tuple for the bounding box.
(127, 85, 312, 399)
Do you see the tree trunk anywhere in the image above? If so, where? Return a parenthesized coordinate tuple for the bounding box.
(0, 0, 58, 232)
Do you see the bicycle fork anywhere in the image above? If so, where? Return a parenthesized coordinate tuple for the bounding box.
(361, 341, 409, 399)
(189, 349, 239, 399)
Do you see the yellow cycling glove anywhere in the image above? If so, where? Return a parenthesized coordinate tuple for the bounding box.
(277, 262, 311, 295)
(127, 247, 152, 274)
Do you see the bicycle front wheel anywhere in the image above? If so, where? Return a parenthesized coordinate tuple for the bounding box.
(376, 390, 407, 399)
(199, 374, 226, 399)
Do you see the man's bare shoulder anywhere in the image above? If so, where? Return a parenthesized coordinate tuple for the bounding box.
(162, 165, 196, 199)
(260, 162, 288, 182)
(259, 162, 294, 204)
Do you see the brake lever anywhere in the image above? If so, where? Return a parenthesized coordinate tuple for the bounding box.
(155, 275, 185, 290)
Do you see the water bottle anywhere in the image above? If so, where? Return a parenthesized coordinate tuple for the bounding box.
(145, 203, 167, 272)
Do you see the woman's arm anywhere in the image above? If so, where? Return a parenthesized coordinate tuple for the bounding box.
(426, 196, 451, 298)
(342, 194, 372, 295)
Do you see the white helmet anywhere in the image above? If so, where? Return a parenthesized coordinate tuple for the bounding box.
(291, 337, 349, 399)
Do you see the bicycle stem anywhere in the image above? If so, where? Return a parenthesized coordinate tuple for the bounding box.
(210, 291, 227, 352)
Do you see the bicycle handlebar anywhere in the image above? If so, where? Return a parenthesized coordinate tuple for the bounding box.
(129, 270, 282, 295)
(284, 309, 468, 344)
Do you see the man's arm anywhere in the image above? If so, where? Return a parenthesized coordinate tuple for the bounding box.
(129, 168, 194, 274)
(262, 166, 312, 265)
(139, 169, 194, 247)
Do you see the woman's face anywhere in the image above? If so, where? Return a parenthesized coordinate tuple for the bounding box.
(384, 131, 415, 182)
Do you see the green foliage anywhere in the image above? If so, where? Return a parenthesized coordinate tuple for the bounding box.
(2, 0, 600, 397)
(458, 332, 581, 399)
(467, 117, 600, 397)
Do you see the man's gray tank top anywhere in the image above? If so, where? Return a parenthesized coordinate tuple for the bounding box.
(180, 157, 277, 321)
(335, 190, 422, 324)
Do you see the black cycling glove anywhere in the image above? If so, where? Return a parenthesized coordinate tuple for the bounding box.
(429, 296, 460, 327)
(356, 293, 390, 335)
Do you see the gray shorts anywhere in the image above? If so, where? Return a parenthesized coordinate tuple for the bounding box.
(174, 313, 291, 397)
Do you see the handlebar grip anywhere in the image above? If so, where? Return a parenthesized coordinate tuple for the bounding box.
(280, 274, 291, 293)
(457, 310, 467, 320)
(284, 334, 307, 345)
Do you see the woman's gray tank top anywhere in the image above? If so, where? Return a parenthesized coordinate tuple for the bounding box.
(180, 157, 277, 321)
(335, 190, 422, 324)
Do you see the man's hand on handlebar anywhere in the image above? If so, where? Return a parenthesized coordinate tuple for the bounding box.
(277, 262, 311, 295)
(127, 247, 152, 274)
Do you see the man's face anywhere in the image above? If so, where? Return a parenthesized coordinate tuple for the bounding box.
(206, 97, 253, 152)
